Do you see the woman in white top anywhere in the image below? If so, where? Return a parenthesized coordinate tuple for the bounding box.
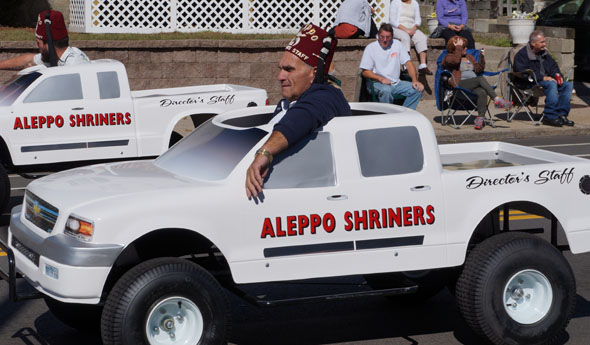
(389, 0, 431, 74)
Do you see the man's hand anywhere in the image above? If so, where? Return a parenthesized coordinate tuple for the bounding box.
(245, 153, 271, 199)
(413, 80, 424, 92)
(379, 77, 392, 85)
(543, 76, 556, 82)
(245, 131, 288, 199)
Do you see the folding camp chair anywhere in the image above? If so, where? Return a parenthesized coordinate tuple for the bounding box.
(435, 49, 508, 129)
(507, 69, 545, 125)
(501, 44, 577, 126)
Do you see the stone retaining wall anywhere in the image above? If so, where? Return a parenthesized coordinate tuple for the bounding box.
(0, 38, 446, 104)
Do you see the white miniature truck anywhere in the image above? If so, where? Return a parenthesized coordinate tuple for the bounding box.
(0, 59, 268, 211)
(1, 102, 588, 345)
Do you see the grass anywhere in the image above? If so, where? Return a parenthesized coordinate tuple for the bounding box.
(0, 27, 293, 41)
(474, 34, 512, 47)
(2, 27, 512, 47)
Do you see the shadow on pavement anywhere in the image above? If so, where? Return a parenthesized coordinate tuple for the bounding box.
(228, 285, 481, 345)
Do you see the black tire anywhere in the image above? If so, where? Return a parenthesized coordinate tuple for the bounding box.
(365, 268, 450, 301)
(456, 232, 576, 345)
(0, 165, 10, 212)
(44, 296, 102, 333)
(169, 131, 183, 148)
(101, 257, 229, 345)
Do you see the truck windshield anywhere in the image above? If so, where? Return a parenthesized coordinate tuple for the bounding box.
(0, 72, 41, 106)
(155, 119, 267, 181)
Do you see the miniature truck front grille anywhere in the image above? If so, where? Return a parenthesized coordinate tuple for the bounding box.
(24, 192, 59, 234)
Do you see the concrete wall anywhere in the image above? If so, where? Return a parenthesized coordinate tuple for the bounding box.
(0, 38, 446, 104)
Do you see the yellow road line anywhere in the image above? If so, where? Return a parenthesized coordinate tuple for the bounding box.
(499, 210, 545, 221)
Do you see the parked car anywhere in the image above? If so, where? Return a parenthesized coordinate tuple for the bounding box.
(2, 102, 589, 345)
(536, 0, 590, 80)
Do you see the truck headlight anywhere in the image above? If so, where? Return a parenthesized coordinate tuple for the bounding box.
(64, 214, 94, 242)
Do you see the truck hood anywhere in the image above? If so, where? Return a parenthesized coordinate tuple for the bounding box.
(27, 160, 209, 209)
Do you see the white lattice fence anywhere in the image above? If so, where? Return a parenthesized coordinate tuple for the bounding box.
(69, 0, 390, 34)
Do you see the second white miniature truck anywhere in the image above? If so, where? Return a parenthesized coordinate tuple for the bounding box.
(0, 59, 268, 211)
(1, 102, 589, 345)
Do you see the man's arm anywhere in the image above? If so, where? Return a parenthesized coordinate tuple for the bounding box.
(362, 69, 391, 85)
(0, 53, 36, 71)
(405, 60, 424, 91)
(245, 131, 288, 199)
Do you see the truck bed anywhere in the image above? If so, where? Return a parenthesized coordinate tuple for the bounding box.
(439, 141, 585, 170)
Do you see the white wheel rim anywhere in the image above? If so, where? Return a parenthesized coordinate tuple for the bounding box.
(503, 269, 553, 324)
(145, 296, 204, 345)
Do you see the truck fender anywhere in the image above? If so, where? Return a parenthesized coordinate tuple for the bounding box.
(101, 228, 230, 300)
(468, 200, 558, 251)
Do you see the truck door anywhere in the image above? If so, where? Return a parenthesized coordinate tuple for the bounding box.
(10, 70, 136, 166)
(336, 125, 447, 273)
(231, 125, 446, 283)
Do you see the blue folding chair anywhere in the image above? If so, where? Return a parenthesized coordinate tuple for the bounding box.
(435, 49, 508, 129)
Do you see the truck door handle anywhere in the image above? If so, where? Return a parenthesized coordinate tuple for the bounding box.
(411, 185, 431, 191)
(71, 107, 84, 110)
(327, 195, 348, 201)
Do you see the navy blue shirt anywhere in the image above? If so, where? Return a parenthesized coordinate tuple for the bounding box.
(273, 83, 351, 146)
(513, 44, 561, 89)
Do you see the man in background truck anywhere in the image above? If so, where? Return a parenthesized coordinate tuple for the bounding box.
(0, 10, 89, 70)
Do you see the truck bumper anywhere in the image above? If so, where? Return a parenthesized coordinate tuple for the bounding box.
(0, 206, 123, 304)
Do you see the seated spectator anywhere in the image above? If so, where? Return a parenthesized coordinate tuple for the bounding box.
(332, 0, 378, 39)
(442, 36, 511, 130)
(360, 23, 424, 110)
(436, 0, 475, 49)
(513, 30, 575, 127)
(389, 0, 432, 75)
(0, 10, 89, 70)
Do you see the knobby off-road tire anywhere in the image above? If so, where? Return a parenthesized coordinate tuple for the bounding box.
(44, 296, 102, 332)
(101, 257, 230, 345)
(456, 232, 576, 345)
(0, 165, 10, 213)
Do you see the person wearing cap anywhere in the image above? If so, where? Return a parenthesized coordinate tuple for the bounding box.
(245, 24, 351, 199)
(360, 23, 424, 110)
(0, 10, 89, 70)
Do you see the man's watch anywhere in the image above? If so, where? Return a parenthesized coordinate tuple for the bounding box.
(255, 148, 273, 164)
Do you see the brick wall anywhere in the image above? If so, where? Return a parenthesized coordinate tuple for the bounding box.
(0, 38, 446, 104)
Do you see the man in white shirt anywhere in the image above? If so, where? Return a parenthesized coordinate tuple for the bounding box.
(0, 10, 89, 70)
(360, 23, 424, 109)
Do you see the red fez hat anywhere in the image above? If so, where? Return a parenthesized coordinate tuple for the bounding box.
(35, 10, 68, 41)
(285, 24, 337, 74)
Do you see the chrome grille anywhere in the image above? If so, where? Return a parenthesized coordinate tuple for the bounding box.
(24, 191, 59, 233)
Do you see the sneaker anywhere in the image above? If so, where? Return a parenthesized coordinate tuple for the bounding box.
(494, 97, 513, 109)
(474, 116, 484, 130)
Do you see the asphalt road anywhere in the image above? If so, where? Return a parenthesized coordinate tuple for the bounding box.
(1, 135, 590, 345)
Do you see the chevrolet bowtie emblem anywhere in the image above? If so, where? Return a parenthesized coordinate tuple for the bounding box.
(33, 201, 41, 216)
